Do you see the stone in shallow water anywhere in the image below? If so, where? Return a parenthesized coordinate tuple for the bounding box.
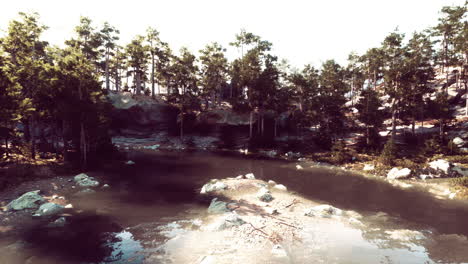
(33, 203, 64, 217)
(76, 177, 100, 188)
(304, 204, 343, 218)
(7, 190, 45, 211)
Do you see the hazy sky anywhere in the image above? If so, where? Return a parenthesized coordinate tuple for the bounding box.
(0, 0, 465, 68)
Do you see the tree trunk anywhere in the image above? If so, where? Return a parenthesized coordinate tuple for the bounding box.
(439, 118, 444, 142)
(180, 113, 184, 140)
(29, 116, 36, 160)
(136, 70, 141, 95)
(274, 118, 277, 138)
(391, 98, 398, 140)
(151, 54, 155, 97)
(249, 112, 253, 139)
(62, 120, 68, 162)
(80, 122, 87, 169)
(261, 114, 264, 137)
(105, 48, 110, 91)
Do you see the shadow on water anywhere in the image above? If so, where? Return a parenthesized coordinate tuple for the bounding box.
(117, 151, 468, 236)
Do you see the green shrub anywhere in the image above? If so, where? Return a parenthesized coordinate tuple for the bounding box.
(379, 139, 398, 166)
(331, 140, 352, 164)
(422, 135, 446, 156)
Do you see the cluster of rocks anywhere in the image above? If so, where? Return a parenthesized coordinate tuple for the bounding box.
(373, 159, 468, 181)
(5, 173, 109, 225)
(6, 190, 66, 218)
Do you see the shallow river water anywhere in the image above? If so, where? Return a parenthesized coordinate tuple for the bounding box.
(2, 150, 468, 264)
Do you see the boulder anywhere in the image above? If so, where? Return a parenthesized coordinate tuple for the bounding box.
(453, 166, 468, 177)
(33, 203, 64, 217)
(125, 160, 135, 165)
(257, 187, 274, 202)
(296, 164, 303, 170)
(7, 190, 45, 211)
(429, 159, 451, 174)
(76, 177, 100, 188)
(268, 180, 276, 185)
(215, 213, 246, 230)
(305, 204, 343, 218)
(273, 184, 287, 191)
(207, 198, 230, 214)
(363, 164, 375, 171)
(200, 181, 227, 194)
(387, 168, 411, 179)
(453, 137, 465, 146)
(74, 173, 89, 182)
(47, 217, 67, 228)
(235, 175, 244, 179)
(245, 173, 255, 179)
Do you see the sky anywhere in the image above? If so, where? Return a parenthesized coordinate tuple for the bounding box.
(0, 0, 465, 69)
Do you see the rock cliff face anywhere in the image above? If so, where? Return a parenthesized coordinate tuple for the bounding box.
(108, 92, 179, 137)
(108, 92, 256, 139)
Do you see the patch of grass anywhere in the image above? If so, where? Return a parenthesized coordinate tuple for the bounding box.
(452, 177, 468, 188)
(444, 155, 468, 165)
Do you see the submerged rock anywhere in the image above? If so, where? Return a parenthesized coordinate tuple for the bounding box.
(126, 160, 136, 165)
(387, 168, 411, 179)
(33, 203, 64, 217)
(257, 187, 274, 202)
(305, 204, 343, 218)
(200, 181, 227, 194)
(7, 190, 45, 211)
(207, 198, 230, 214)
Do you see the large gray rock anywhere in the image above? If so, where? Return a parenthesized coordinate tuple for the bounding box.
(207, 198, 230, 214)
(7, 190, 45, 211)
(197, 109, 254, 126)
(77, 177, 100, 188)
(453, 137, 465, 146)
(453, 166, 468, 177)
(108, 92, 179, 136)
(74, 173, 100, 188)
(33, 203, 64, 217)
(200, 181, 227, 194)
(257, 187, 274, 202)
(305, 204, 343, 218)
(387, 168, 411, 179)
(215, 213, 246, 230)
(429, 159, 451, 174)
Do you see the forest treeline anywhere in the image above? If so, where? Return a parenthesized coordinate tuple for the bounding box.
(0, 3, 466, 168)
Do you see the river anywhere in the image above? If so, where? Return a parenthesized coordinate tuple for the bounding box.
(2, 150, 468, 263)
